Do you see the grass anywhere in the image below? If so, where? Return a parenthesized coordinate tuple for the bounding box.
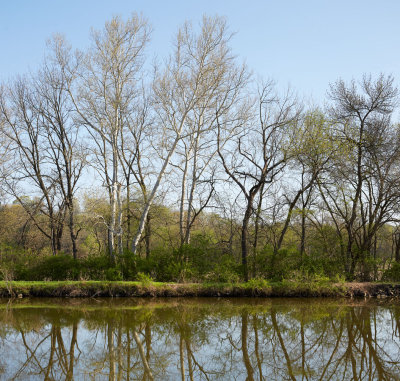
(1, 279, 393, 298)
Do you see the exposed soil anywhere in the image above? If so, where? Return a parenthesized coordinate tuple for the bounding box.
(344, 282, 400, 298)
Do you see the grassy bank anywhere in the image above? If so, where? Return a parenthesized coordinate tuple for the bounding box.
(1, 280, 400, 298)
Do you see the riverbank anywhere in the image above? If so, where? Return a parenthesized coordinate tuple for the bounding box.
(1, 280, 400, 298)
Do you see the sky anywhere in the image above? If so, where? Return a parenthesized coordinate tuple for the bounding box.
(1, 0, 399, 104)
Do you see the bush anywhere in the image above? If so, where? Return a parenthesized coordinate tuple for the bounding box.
(0, 244, 38, 280)
(285, 269, 331, 284)
(382, 262, 400, 282)
(255, 246, 301, 281)
(80, 255, 112, 280)
(134, 246, 198, 282)
(4, 251, 119, 281)
(204, 255, 241, 283)
(246, 277, 270, 290)
(136, 272, 153, 286)
(105, 267, 123, 281)
(29, 255, 80, 281)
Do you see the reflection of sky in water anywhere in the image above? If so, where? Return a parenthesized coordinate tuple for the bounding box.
(0, 298, 400, 380)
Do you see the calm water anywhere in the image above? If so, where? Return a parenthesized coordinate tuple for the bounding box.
(0, 297, 400, 380)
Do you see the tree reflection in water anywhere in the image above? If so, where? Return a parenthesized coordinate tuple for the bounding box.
(0, 298, 400, 380)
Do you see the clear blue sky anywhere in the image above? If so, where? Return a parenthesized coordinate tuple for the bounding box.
(1, 0, 399, 102)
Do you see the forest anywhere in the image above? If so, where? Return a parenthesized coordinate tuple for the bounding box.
(1, 14, 400, 284)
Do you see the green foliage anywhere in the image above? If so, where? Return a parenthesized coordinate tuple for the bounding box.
(357, 256, 382, 281)
(246, 277, 270, 290)
(252, 243, 345, 282)
(382, 262, 400, 282)
(132, 237, 230, 282)
(136, 272, 153, 286)
(135, 247, 183, 282)
(0, 223, 392, 284)
(79, 255, 112, 280)
(254, 245, 300, 281)
(334, 274, 346, 283)
(204, 255, 241, 283)
(105, 267, 123, 281)
(1, 250, 124, 282)
(286, 270, 330, 284)
(28, 255, 80, 281)
(0, 244, 37, 281)
(117, 249, 137, 280)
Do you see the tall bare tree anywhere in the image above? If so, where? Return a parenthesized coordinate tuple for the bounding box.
(0, 78, 66, 255)
(131, 15, 249, 254)
(118, 89, 154, 256)
(59, 15, 151, 260)
(33, 55, 85, 259)
(0, 95, 11, 203)
(320, 74, 400, 279)
(274, 111, 333, 254)
(218, 82, 301, 281)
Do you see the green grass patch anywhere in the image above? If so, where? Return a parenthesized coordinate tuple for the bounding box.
(0, 280, 375, 298)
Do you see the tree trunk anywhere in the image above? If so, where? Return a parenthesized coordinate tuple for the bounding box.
(132, 135, 182, 254)
(145, 213, 151, 259)
(64, 193, 78, 260)
(300, 209, 306, 265)
(126, 182, 131, 251)
(395, 232, 400, 263)
(116, 183, 123, 256)
(241, 199, 253, 282)
(179, 152, 189, 246)
(68, 205, 78, 260)
(252, 186, 264, 278)
(109, 182, 117, 262)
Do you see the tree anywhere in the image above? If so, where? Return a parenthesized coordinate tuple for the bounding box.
(131, 15, 249, 254)
(0, 93, 11, 204)
(274, 111, 333, 257)
(117, 89, 154, 257)
(34, 54, 85, 259)
(218, 82, 301, 281)
(320, 74, 400, 279)
(0, 78, 66, 256)
(60, 14, 151, 260)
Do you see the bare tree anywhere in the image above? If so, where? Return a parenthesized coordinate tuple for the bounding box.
(218, 82, 301, 281)
(0, 94, 12, 203)
(131, 15, 249, 254)
(33, 55, 85, 259)
(320, 74, 400, 279)
(274, 110, 333, 255)
(0, 78, 66, 255)
(59, 15, 151, 260)
(174, 47, 247, 248)
(118, 88, 154, 256)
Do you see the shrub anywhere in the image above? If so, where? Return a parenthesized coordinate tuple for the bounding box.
(136, 272, 153, 286)
(255, 245, 301, 281)
(204, 255, 241, 283)
(105, 267, 123, 281)
(29, 255, 80, 281)
(80, 255, 112, 280)
(382, 262, 400, 282)
(246, 277, 270, 290)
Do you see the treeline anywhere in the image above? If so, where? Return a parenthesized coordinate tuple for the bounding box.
(1, 14, 400, 282)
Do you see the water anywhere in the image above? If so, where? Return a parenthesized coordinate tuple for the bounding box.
(0, 297, 399, 380)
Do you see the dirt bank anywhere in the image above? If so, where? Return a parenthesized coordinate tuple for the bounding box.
(1, 281, 400, 298)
